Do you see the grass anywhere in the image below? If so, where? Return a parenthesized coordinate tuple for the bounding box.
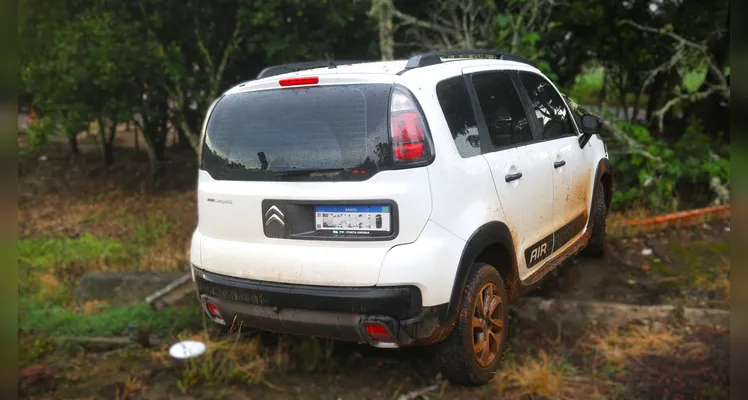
(581, 325, 682, 370)
(18, 302, 202, 338)
(19, 234, 128, 288)
(156, 331, 269, 393)
(496, 350, 612, 400)
(650, 240, 731, 304)
(115, 376, 147, 400)
(18, 150, 198, 351)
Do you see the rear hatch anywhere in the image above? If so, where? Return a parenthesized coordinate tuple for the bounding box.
(197, 74, 434, 286)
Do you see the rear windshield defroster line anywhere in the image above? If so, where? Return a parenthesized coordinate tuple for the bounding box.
(201, 84, 394, 182)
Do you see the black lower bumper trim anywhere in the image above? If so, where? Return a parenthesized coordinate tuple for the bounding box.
(193, 266, 451, 346)
(193, 266, 422, 320)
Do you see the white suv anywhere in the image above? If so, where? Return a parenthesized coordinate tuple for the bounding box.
(190, 50, 612, 385)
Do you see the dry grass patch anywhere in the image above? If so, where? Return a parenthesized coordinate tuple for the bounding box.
(496, 350, 611, 400)
(115, 376, 147, 400)
(580, 324, 683, 369)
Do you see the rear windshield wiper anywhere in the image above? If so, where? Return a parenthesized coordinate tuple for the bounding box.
(269, 167, 346, 176)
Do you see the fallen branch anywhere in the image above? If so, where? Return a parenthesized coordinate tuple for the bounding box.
(145, 273, 195, 310)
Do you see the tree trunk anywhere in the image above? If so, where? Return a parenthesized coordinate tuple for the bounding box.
(645, 72, 665, 127)
(370, 0, 395, 60)
(146, 144, 166, 179)
(175, 126, 192, 150)
(68, 133, 80, 155)
(139, 105, 170, 179)
(97, 118, 114, 166)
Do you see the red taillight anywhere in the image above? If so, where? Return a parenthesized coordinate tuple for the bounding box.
(364, 323, 394, 342)
(205, 302, 221, 318)
(391, 112, 426, 160)
(279, 76, 319, 87)
(390, 88, 430, 163)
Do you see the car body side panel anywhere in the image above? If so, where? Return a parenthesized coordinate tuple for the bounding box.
(400, 79, 508, 244)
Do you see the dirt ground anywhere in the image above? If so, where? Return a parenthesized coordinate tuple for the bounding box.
(535, 222, 730, 310)
(17, 141, 731, 399)
(18, 317, 730, 400)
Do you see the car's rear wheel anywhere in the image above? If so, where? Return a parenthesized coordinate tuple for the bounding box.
(435, 262, 508, 386)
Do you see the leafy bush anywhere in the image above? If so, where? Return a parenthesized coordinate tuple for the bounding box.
(24, 117, 54, 150)
(609, 120, 730, 212)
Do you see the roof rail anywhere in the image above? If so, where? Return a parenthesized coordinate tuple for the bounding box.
(256, 60, 370, 79)
(403, 49, 536, 71)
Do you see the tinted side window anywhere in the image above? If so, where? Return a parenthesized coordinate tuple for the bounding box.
(518, 72, 574, 139)
(471, 72, 533, 150)
(436, 77, 480, 158)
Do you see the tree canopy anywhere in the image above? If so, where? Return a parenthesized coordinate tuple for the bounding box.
(18, 0, 729, 210)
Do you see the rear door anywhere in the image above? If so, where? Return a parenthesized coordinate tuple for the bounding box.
(197, 79, 433, 286)
(463, 67, 555, 277)
(516, 71, 593, 250)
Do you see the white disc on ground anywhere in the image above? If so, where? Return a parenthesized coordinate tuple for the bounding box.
(169, 340, 207, 359)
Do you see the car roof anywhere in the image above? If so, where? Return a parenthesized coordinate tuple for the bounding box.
(225, 58, 542, 95)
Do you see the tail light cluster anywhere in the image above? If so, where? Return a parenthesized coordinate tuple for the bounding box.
(362, 321, 397, 347)
(389, 87, 433, 167)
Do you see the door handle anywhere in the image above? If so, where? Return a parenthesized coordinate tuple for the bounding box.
(554, 160, 566, 168)
(505, 172, 523, 182)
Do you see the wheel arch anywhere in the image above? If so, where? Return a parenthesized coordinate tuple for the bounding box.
(444, 221, 519, 326)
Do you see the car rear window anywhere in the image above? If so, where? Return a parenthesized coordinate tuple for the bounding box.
(201, 84, 393, 181)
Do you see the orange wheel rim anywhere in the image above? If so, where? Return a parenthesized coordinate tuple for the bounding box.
(472, 282, 504, 367)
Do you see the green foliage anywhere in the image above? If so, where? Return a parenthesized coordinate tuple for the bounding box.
(19, 301, 201, 338)
(609, 120, 730, 211)
(18, 233, 125, 274)
(132, 213, 173, 246)
(24, 118, 53, 150)
(683, 69, 707, 93)
(495, 0, 558, 80)
(18, 334, 57, 367)
(567, 67, 604, 104)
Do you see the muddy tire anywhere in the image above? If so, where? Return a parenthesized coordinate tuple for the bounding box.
(583, 183, 606, 257)
(435, 262, 509, 386)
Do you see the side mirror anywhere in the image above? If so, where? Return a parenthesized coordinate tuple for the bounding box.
(579, 114, 600, 148)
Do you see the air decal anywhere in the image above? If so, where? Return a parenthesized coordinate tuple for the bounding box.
(523, 213, 587, 269)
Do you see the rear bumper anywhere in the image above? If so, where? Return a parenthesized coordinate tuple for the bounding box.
(193, 266, 450, 347)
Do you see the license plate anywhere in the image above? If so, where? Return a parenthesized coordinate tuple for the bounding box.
(315, 205, 391, 234)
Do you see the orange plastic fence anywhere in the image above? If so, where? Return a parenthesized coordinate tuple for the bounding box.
(622, 205, 730, 236)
